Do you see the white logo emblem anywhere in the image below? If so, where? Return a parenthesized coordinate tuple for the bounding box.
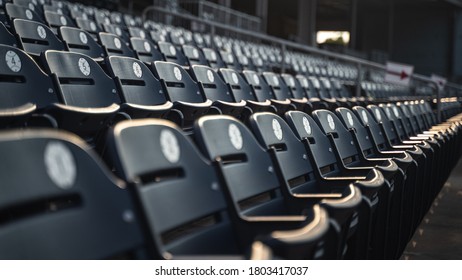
(133, 62, 142, 78)
(57, 8, 63, 15)
(25, 9, 33, 20)
(289, 77, 295, 87)
(192, 48, 199, 58)
(375, 109, 382, 121)
(207, 69, 214, 83)
(44, 141, 77, 189)
(130, 19, 135, 26)
(104, 18, 110, 25)
(272, 119, 283, 140)
(60, 16, 67, 26)
(28, 3, 35, 11)
(228, 54, 234, 63)
(386, 108, 392, 118)
(252, 73, 259, 85)
(302, 78, 309, 88)
(37, 25, 46, 39)
(159, 35, 166, 42)
(347, 112, 354, 126)
(273, 75, 279, 86)
(179, 37, 185, 45)
(169, 45, 176, 56)
(90, 21, 97, 31)
(362, 111, 369, 123)
(79, 32, 88, 44)
(78, 57, 91, 76)
(144, 41, 151, 52)
(160, 129, 180, 163)
(303, 116, 312, 135)
(173, 66, 182, 81)
(210, 51, 217, 61)
(228, 123, 243, 150)
(231, 72, 239, 84)
(115, 27, 122, 36)
(393, 107, 400, 117)
(114, 37, 122, 49)
(327, 114, 335, 130)
(5, 50, 21, 72)
(139, 30, 146, 39)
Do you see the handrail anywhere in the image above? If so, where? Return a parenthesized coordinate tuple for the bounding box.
(142, 5, 462, 122)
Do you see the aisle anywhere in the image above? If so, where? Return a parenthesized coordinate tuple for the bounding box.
(402, 158, 462, 259)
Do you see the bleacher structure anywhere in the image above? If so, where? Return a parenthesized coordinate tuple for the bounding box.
(0, 0, 461, 260)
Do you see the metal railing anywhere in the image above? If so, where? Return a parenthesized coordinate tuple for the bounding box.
(142, 5, 462, 122)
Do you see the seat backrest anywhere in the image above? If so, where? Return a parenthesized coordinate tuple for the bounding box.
(44, 11, 75, 33)
(158, 41, 189, 67)
(309, 77, 330, 99)
(59, 27, 104, 59)
(191, 65, 234, 102)
(107, 56, 168, 106)
(263, 72, 292, 101)
(106, 119, 238, 256)
(203, 48, 225, 69)
(152, 61, 205, 103)
(296, 75, 319, 99)
(0, 44, 58, 109)
(312, 109, 360, 164)
(75, 18, 102, 37)
(220, 50, 241, 71)
(219, 68, 256, 102)
(13, 19, 65, 56)
(373, 104, 409, 143)
(102, 23, 130, 42)
(358, 105, 401, 147)
(243, 70, 274, 102)
(249, 112, 318, 194)
(42, 50, 120, 108)
(99, 32, 134, 58)
(336, 107, 375, 154)
(281, 74, 305, 100)
(130, 37, 164, 63)
(284, 111, 340, 175)
(194, 115, 287, 216)
(6, 3, 44, 24)
(182, 44, 208, 66)
(127, 26, 147, 39)
(0, 22, 18, 47)
(0, 129, 145, 259)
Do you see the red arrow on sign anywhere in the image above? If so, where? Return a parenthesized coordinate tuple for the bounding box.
(386, 70, 409, 80)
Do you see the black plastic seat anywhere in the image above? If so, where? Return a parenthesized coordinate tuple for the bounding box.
(193, 115, 331, 259)
(41, 50, 120, 141)
(106, 56, 172, 118)
(44, 11, 75, 34)
(75, 18, 102, 39)
(0, 44, 59, 127)
(13, 0, 44, 16)
(243, 70, 293, 115)
(5, 3, 45, 24)
(127, 26, 147, 39)
(0, 129, 146, 259)
(13, 19, 65, 56)
(151, 61, 212, 129)
(284, 110, 386, 259)
(102, 23, 130, 42)
(281, 73, 313, 113)
(248, 112, 363, 259)
(0, 22, 18, 47)
(183, 44, 208, 66)
(220, 50, 242, 71)
(263, 72, 311, 113)
(355, 105, 429, 246)
(203, 48, 225, 69)
(219, 68, 274, 115)
(190, 65, 246, 118)
(59, 27, 104, 59)
(296, 75, 329, 110)
(99, 32, 134, 58)
(158, 41, 188, 67)
(130, 37, 164, 64)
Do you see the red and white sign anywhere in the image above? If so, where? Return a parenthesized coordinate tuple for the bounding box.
(430, 74, 447, 91)
(385, 61, 414, 86)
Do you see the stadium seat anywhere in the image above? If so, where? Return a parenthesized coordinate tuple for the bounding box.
(0, 129, 146, 259)
(129, 37, 164, 64)
(99, 32, 134, 58)
(13, 19, 65, 56)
